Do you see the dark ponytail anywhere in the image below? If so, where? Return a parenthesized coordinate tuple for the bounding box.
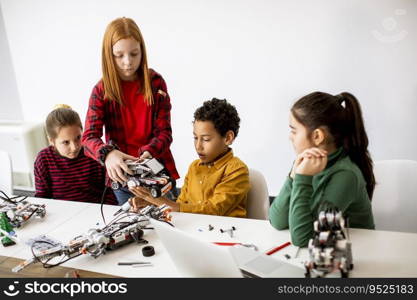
(340, 92, 375, 199)
(291, 92, 375, 199)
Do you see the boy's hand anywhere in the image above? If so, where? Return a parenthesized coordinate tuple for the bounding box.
(128, 197, 149, 213)
(129, 186, 163, 207)
(129, 186, 153, 201)
(295, 148, 328, 176)
(129, 186, 180, 212)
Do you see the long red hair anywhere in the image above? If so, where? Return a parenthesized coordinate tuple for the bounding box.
(101, 17, 153, 105)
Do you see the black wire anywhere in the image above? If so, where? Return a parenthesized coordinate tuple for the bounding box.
(10, 195, 28, 203)
(96, 211, 138, 235)
(111, 212, 138, 223)
(30, 240, 81, 268)
(43, 253, 82, 268)
(22, 204, 43, 221)
(25, 205, 173, 270)
(16, 208, 39, 224)
(101, 213, 128, 230)
(159, 219, 175, 227)
(1, 190, 41, 224)
(100, 186, 108, 226)
(104, 205, 174, 229)
(0, 190, 28, 204)
(30, 240, 59, 267)
(0, 190, 11, 199)
(0, 190, 16, 204)
(103, 209, 164, 236)
(102, 211, 138, 230)
(106, 220, 138, 236)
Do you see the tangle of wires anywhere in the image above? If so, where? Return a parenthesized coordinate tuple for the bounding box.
(30, 240, 81, 269)
(99, 184, 174, 228)
(27, 212, 147, 269)
(0, 190, 44, 227)
(0, 190, 28, 204)
(19, 199, 174, 271)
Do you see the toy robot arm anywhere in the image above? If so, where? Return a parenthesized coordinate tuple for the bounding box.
(12, 257, 36, 273)
(12, 245, 64, 272)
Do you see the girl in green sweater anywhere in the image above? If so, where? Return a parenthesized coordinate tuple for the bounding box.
(269, 92, 375, 247)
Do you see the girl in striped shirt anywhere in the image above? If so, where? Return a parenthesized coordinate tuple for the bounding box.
(34, 105, 116, 204)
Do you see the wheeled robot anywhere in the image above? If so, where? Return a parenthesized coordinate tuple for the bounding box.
(111, 158, 174, 198)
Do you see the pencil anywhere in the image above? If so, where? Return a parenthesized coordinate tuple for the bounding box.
(265, 241, 291, 255)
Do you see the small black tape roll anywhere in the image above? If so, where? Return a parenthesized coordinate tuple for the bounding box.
(142, 245, 155, 257)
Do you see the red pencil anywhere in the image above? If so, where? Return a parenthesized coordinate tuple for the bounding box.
(265, 241, 291, 255)
(213, 242, 241, 246)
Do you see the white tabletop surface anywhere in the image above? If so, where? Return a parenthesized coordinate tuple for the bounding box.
(1, 197, 417, 277)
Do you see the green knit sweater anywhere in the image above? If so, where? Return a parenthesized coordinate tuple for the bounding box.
(269, 147, 375, 247)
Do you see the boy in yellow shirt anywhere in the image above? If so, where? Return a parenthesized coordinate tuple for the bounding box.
(129, 98, 250, 217)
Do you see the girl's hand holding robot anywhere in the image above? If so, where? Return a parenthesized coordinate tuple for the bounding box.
(105, 150, 138, 184)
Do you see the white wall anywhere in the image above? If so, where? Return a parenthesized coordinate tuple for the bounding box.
(0, 3, 22, 120)
(1, 0, 416, 195)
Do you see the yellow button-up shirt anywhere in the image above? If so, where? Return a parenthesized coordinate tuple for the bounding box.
(177, 149, 250, 217)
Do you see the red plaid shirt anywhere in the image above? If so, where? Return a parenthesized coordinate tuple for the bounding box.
(82, 69, 179, 182)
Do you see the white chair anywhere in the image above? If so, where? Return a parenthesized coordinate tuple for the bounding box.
(0, 150, 13, 196)
(246, 168, 269, 220)
(372, 160, 417, 233)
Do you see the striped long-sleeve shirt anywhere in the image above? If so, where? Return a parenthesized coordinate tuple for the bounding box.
(34, 146, 116, 204)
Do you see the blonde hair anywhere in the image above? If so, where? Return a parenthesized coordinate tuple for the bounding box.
(102, 17, 153, 105)
(54, 104, 72, 110)
(46, 105, 82, 139)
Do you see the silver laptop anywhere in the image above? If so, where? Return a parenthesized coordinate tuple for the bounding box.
(150, 219, 305, 278)
(151, 219, 242, 277)
(230, 245, 305, 278)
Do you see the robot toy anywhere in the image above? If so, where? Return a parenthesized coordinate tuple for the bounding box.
(0, 195, 46, 228)
(111, 158, 174, 198)
(12, 204, 172, 272)
(304, 207, 353, 278)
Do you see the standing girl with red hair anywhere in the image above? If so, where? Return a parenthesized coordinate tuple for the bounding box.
(82, 17, 179, 205)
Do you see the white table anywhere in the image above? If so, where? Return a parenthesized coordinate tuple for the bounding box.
(1, 197, 417, 277)
(1, 198, 94, 260)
